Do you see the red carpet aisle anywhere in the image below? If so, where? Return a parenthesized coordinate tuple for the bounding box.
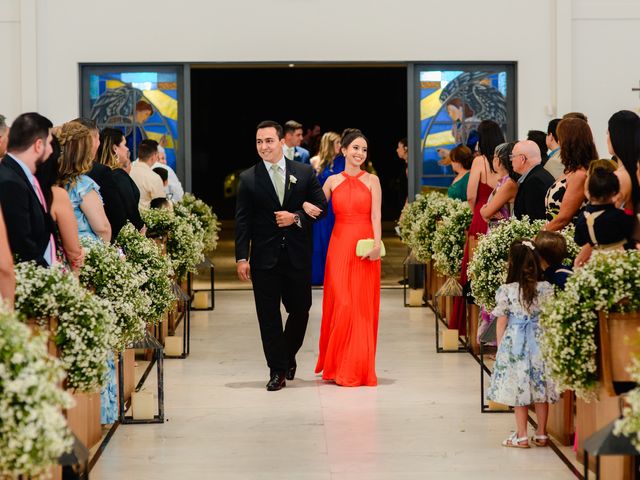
(92, 290, 573, 479)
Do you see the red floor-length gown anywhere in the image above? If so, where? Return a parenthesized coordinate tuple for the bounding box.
(448, 180, 493, 334)
(315, 171, 381, 386)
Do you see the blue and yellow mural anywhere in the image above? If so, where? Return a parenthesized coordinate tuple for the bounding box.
(88, 71, 179, 170)
(420, 70, 508, 187)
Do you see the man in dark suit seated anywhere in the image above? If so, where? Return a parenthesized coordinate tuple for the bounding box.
(0, 112, 55, 266)
(512, 140, 555, 221)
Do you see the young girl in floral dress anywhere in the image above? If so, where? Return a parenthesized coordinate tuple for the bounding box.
(487, 239, 558, 448)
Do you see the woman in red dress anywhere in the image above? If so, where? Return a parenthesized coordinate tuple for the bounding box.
(306, 131, 382, 386)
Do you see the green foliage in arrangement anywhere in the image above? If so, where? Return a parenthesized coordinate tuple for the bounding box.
(14, 262, 116, 391)
(398, 192, 456, 262)
(432, 200, 473, 278)
(176, 193, 221, 254)
(116, 223, 175, 325)
(80, 238, 151, 351)
(615, 355, 640, 450)
(0, 307, 74, 478)
(540, 250, 640, 400)
(142, 208, 205, 281)
(467, 217, 579, 311)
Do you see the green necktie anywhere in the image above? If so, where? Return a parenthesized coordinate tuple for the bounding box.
(271, 163, 284, 204)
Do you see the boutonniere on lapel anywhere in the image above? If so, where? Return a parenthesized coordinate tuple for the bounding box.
(294, 150, 301, 158)
(288, 175, 297, 190)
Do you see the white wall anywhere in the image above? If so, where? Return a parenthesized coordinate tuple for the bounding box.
(2, 0, 555, 135)
(572, 0, 640, 155)
(2, 0, 636, 156)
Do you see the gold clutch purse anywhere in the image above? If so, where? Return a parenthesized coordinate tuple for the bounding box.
(356, 239, 386, 257)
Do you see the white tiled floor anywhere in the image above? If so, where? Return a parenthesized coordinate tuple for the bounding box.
(92, 290, 575, 479)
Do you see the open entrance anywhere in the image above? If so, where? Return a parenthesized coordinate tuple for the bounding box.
(190, 64, 408, 221)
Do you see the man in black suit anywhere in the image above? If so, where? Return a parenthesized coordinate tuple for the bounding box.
(512, 139, 555, 221)
(0, 112, 55, 266)
(235, 120, 327, 391)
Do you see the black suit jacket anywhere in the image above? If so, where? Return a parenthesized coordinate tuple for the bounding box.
(87, 163, 127, 241)
(514, 164, 555, 221)
(0, 155, 54, 266)
(111, 168, 145, 231)
(235, 159, 327, 270)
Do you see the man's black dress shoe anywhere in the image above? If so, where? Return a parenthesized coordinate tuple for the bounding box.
(266, 372, 286, 391)
(286, 365, 296, 381)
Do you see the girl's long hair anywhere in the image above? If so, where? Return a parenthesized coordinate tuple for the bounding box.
(505, 239, 544, 313)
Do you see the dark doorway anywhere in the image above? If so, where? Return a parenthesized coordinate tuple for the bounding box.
(191, 65, 408, 220)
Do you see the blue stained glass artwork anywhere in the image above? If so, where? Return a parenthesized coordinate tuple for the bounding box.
(419, 68, 510, 188)
(86, 69, 180, 171)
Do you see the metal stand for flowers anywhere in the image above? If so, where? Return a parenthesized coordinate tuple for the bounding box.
(434, 278, 468, 353)
(403, 249, 427, 307)
(59, 432, 89, 479)
(188, 259, 215, 311)
(582, 416, 640, 479)
(165, 282, 191, 359)
(118, 331, 165, 424)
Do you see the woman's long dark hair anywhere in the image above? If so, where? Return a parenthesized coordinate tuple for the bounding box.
(505, 239, 544, 313)
(557, 118, 598, 173)
(608, 110, 640, 209)
(35, 136, 61, 209)
(477, 120, 506, 173)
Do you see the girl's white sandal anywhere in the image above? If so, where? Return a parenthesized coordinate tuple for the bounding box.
(502, 432, 530, 448)
(531, 434, 549, 447)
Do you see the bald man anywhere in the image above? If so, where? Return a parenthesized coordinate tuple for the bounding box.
(512, 140, 555, 220)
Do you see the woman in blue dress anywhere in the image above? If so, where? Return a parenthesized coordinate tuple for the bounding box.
(310, 132, 343, 285)
(57, 121, 117, 424)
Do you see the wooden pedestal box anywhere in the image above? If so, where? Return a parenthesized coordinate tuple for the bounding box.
(66, 391, 101, 450)
(547, 391, 574, 446)
(576, 387, 633, 479)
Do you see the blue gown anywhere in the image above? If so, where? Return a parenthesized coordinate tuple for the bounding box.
(312, 155, 345, 285)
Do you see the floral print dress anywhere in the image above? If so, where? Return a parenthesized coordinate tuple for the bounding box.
(487, 281, 558, 406)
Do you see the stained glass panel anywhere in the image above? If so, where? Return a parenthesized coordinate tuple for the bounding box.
(418, 66, 514, 187)
(84, 68, 181, 171)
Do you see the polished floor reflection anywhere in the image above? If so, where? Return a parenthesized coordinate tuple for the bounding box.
(93, 290, 573, 479)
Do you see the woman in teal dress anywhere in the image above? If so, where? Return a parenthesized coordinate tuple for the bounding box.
(445, 145, 473, 201)
(57, 121, 117, 424)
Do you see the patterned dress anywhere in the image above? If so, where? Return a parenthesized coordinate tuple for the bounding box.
(545, 175, 587, 223)
(487, 282, 558, 406)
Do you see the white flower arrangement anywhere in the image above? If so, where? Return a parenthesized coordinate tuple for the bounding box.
(398, 192, 456, 262)
(467, 217, 579, 311)
(175, 193, 221, 254)
(0, 307, 74, 478)
(14, 262, 117, 391)
(540, 250, 640, 400)
(432, 199, 473, 278)
(116, 223, 175, 325)
(143, 207, 206, 281)
(80, 238, 151, 351)
(614, 354, 640, 449)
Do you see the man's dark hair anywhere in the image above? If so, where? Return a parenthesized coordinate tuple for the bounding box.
(153, 167, 168, 182)
(8, 112, 53, 153)
(527, 130, 548, 163)
(71, 117, 98, 131)
(150, 197, 170, 209)
(547, 118, 561, 142)
(284, 120, 303, 135)
(588, 166, 620, 202)
(138, 139, 158, 161)
(256, 120, 284, 140)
